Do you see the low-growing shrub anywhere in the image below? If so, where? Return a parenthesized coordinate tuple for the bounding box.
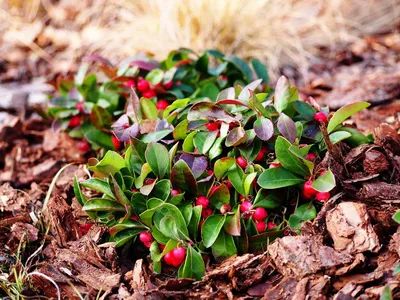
(74, 75, 371, 280)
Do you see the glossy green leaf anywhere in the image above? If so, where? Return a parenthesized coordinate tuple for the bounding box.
(292, 101, 316, 120)
(329, 130, 352, 145)
(111, 175, 130, 205)
(275, 136, 309, 176)
(154, 239, 178, 262)
(90, 104, 112, 129)
(145, 68, 164, 85)
(250, 58, 269, 83)
(145, 143, 170, 179)
(327, 102, 370, 133)
(224, 55, 252, 81)
(211, 230, 237, 262)
(81, 178, 115, 202)
(182, 131, 197, 152)
(209, 136, 225, 160)
(258, 167, 304, 189)
(88, 151, 126, 176)
(253, 189, 281, 209)
(274, 76, 290, 113)
(83, 198, 126, 212)
(202, 215, 226, 248)
(214, 157, 235, 180)
(149, 241, 162, 273)
(140, 130, 173, 143)
(188, 205, 202, 240)
(140, 98, 158, 120)
(181, 246, 205, 280)
(171, 160, 198, 196)
(139, 198, 164, 226)
(380, 285, 393, 300)
(312, 169, 336, 192)
(110, 228, 141, 247)
(152, 179, 172, 201)
(289, 202, 316, 231)
(392, 209, 400, 224)
(73, 176, 87, 206)
(228, 164, 245, 195)
(173, 119, 189, 140)
(194, 131, 218, 154)
(85, 129, 114, 150)
(224, 206, 241, 236)
(209, 184, 230, 209)
(244, 172, 257, 196)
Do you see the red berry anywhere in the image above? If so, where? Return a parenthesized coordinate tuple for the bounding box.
(255, 147, 268, 162)
(132, 189, 138, 193)
(226, 180, 233, 189)
(306, 152, 317, 161)
(220, 204, 232, 214)
(316, 192, 330, 201)
(201, 207, 213, 219)
(269, 163, 282, 168)
(139, 232, 152, 244)
(207, 170, 214, 176)
(314, 112, 327, 123)
(236, 157, 248, 169)
(205, 122, 219, 131)
(68, 116, 81, 127)
(219, 75, 228, 81)
(253, 207, 268, 221)
(163, 81, 173, 89)
(239, 195, 246, 202)
(77, 139, 90, 152)
(256, 221, 266, 233)
(137, 79, 150, 92)
(160, 244, 166, 251)
(171, 247, 186, 267)
(171, 190, 180, 197)
(123, 79, 136, 88)
(302, 189, 315, 199)
(76, 102, 84, 112)
(144, 178, 155, 185)
(196, 196, 209, 208)
(240, 200, 252, 213)
(164, 251, 174, 265)
(112, 135, 121, 150)
(267, 222, 277, 229)
(210, 186, 218, 195)
(142, 90, 156, 98)
(303, 180, 317, 197)
(319, 170, 327, 176)
(144, 241, 152, 248)
(156, 100, 169, 110)
(130, 214, 139, 220)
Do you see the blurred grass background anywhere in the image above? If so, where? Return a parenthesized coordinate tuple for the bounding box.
(1, 0, 399, 80)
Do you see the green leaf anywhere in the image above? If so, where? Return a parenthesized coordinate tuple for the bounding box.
(199, 82, 220, 101)
(140, 130, 173, 143)
(194, 131, 218, 154)
(275, 136, 309, 176)
(393, 264, 400, 275)
(289, 202, 316, 231)
(209, 184, 230, 209)
(110, 175, 130, 205)
(214, 157, 235, 180)
(173, 119, 189, 140)
(139, 198, 164, 226)
(154, 239, 178, 262)
(392, 209, 400, 224)
(209, 136, 225, 160)
(329, 131, 352, 145)
(224, 55, 253, 81)
(90, 104, 112, 129)
(131, 192, 147, 215)
(258, 167, 304, 189)
(83, 198, 126, 212)
(274, 76, 290, 113)
(88, 151, 126, 176)
(211, 230, 237, 262)
(182, 131, 197, 152)
(202, 215, 226, 248)
(145, 68, 164, 85)
(126, 138, 146, 174)
(145, 143, 170, 179)
(250, 58, 269, 83)
(244, 172, 257, 196)
(171, 160, 198, 196)
(134, 163, 152, 188)
(181, 246, 205, 280)
(195, 52, 209, 73)
(110, 228, 141, 247)
(188, 205, 202, 240)
(85, 130, 114, 150)
(73, 176, 87, 206)
(339, 127, 370, 147)
(149, 241, 162, 273)
(109, 220, 146, 237)
(152, 179, 172, 201)
(292, 101, 316, 120)
(225, 127, 246, 147)
(140, 98, 158, 120)
(224, 206, 241, 236)
(253, 189, 281, 209)
(327, 102, 371, 133)
(254, 118, 274, 141)
(312, 169, 336, 192)
(228, 164, 245, 195)
(380, 285, 393, 300)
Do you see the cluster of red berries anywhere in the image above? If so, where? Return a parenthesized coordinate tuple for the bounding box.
(239, 198, 274, 233)
(196, 196, 213, 219)
(136, 78, 170, 111)
(164, 247, 186, 267)
(302, 180, 330, 201)
(139, 232, 153, 248)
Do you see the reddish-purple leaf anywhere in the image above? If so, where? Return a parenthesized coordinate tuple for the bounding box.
(129, 60, 158, 71)
(215, 99, 249, 107)
(274, 76, 290, 113)
(224, 206, 241, 236)
(277, 113, 296, 143)
(209, 184, 230, 209)
(254, 118, 274, 141)
(187, 101, 236, 123)
(225, 127, 246, 147)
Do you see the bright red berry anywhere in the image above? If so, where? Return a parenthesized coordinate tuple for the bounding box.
(236, 157, 248, 169)
(68, 116, 81, 127)
(171, 190, 180, 197)
(253, 207, 268, 221)
(196, 196, 209, 209)
(302, 189, 315, 199)
(123, 79, 136, 88)
(112, 135, 121, 150)
(267, 222, 277, 229)
(164, 251, 174, 265)
(306, 152, 317, 161)
(130, 214, 139, 220)
(144, 178, 155, 185)
(316, 192, 330, 201)
(220, 204, 232, 214)
(144, 241, 152, 248)
(240, 200, 252, 213)
(132, 189, 138, 193)
(76, 102, 84, 112)
(225, 180, 233, 189)
(255, 147, 268, 162)
(171, 247, 186, 267)
(269, 163, 282, 168)
(314, 112, 327, 123)
(137, 79, 150, 92)
(239, 195, 246, 201)
(219, 75, 228, 81)
(142, 90, 156, 98)
(163, 81, 173, 89)
(156, 100, 169, 110)
(205, 122, 219, 131)
(207, 170, 214, 176)
(77, 139, 90, 152)
(303, 180, 317, 197)
(139, 232, 152, 244)
(201, 207, 213, 219)
(256, 221, 266, 233)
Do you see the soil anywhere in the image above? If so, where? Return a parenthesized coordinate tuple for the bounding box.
(1, 31, 400, 299)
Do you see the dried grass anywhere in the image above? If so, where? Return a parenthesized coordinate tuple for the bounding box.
(1, 0, 399, 79)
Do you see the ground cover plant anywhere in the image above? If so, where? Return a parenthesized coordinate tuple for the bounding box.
(74, 74, 371, 280)
(41, 49, 270, 152)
